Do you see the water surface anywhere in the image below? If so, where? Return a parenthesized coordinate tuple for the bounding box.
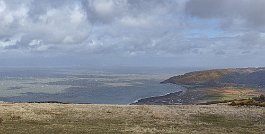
(0, 67, 199, 104)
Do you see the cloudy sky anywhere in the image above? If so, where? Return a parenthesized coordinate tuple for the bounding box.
(0, 0, 265, 68)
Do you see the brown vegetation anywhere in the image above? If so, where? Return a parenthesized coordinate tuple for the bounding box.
(230, 95, 265, 107)
(0, 103, 265, 133)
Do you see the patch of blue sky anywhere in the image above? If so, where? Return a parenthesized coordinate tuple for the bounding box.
(185, 17, 224, 38)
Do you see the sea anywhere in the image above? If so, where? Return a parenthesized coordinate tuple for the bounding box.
(0, 67, 202, 104)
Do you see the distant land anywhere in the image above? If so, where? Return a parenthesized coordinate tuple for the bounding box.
(133, 67, 265, 105)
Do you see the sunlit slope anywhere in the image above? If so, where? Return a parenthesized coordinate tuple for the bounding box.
(162, 67, 265, 87)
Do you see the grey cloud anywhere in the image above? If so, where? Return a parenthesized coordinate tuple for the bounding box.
(185, 0, 265, 29)
(0, 0, 185, 54)
(239, 32, 265, 48)
(0, 0, 265, 67)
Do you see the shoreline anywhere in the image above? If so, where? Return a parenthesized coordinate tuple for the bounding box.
(131, 91, 184, 105)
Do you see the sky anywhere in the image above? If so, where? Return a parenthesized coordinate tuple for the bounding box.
(0, 0, 265, 68)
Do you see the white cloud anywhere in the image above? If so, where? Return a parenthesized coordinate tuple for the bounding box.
(0, 0, 90, 52)
(93, 0, 115, 16)
(0, 0, 265, 67)
(119, 16, 150, 27)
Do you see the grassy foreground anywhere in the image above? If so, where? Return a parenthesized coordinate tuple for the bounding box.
(0, 103, 265, 134)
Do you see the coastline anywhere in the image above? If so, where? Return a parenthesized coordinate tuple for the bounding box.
(131, 84, 184, 105)
(131, 91, 184, 105)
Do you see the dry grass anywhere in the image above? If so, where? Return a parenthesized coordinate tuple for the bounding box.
(0, 103, 265, 134)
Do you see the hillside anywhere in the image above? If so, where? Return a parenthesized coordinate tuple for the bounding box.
(161, 67, 265, 87)
(135, 68, 265, 105)
(0, 103, 265, 134)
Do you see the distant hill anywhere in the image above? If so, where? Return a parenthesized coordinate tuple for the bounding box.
(134, 68, 265, 105)
(161, 67, 265, 87)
